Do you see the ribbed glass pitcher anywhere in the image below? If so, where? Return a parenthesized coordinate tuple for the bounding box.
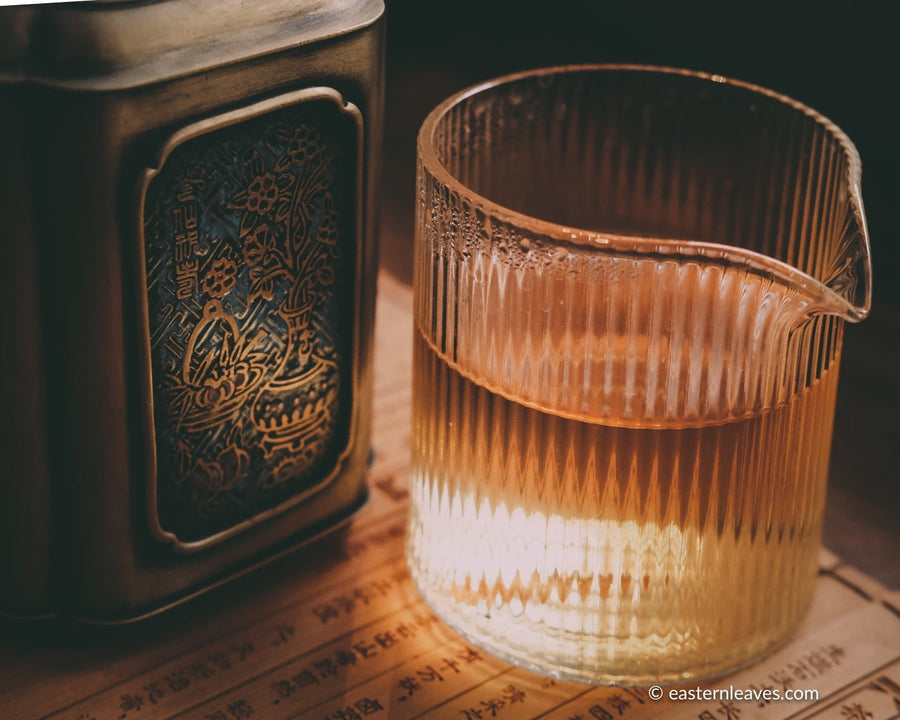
(406, 65, 872, 685)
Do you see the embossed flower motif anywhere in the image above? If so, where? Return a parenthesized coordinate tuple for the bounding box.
(246, 172, 278, 214)
(196, 372, 238, 408)
(186, 445, 249, 504)
(187, 459, 224, 502)
(197, 380, 226, 408)
(317, 194, 339, 247)
(201, 257, 238, 298)
(287, 125, 321, 166)
(242, 223, 270, 265)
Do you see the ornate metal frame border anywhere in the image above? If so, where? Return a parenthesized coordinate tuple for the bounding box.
(134, 87, 365, 553)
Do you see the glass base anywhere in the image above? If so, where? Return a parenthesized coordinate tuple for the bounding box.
(408, 547, 812, 687)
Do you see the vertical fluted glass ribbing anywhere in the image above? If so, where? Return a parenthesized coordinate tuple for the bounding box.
(408, 66, 867, 685)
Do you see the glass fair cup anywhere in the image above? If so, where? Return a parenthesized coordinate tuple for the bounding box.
(406, 65, 872, 685)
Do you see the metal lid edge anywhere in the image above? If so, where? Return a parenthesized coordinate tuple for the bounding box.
(1, 0, 384, 91)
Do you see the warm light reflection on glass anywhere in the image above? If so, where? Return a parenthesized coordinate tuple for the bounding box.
(408, 65, 863, 684)
(406, 329, 834, 684)
(412, 480, 693, 623)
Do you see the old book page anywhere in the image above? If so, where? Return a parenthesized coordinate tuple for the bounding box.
(1, 273, 898, 720)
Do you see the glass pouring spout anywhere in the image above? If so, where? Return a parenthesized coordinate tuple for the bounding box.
(586, 66, 875, 325)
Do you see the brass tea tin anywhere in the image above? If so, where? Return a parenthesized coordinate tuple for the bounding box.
(0, 0, 384, 621)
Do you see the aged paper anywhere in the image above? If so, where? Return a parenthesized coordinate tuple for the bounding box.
(1, 273, 898, 720)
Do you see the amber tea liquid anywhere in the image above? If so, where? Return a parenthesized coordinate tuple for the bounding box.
(410, 63, 866, 686)
(407, 324, 840, 685)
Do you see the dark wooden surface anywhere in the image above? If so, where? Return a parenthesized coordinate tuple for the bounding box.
(379, 61, 900, 590)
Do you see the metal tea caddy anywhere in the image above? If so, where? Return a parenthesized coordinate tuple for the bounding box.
(0, 0, 384, 622)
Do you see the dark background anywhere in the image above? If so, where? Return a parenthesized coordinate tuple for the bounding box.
(380, 0, 900, 586)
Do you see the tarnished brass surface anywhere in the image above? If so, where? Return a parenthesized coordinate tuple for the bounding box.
(138, 88, 365, 551)
(0, 79, 55, 619)
(0, 0, 384, 621)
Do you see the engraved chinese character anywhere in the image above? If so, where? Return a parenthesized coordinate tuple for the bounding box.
(315, 658, 338, 678)
(353, 697, 383, 715)
(607, 694, 630, 714)
(457, 647, 482, 664)
(271, 679, 296, 703)
(175, 260, 199, 298)
(768, 670, 794, 691)
(331, 708, 362, 720)
(118, 693, 145, 718)
(142, 682, 165, 704)
(184, 203, 198, 229)
(292, 669, 319, 688)
(227, 699, 254, 719)
(589, 704, 612, 720)
(825, 644, 846, 663)
(839, 704, 874, 720)
(394, 623, 414, 639)
(176, 179, 197, 203)
(334, 649, 357, 667)
(480, 698, 505, 717)
(174, 234, 198, 262)
(807, 651, 832, 674)
(789, 660, 812, 681)
(332, 595, 356, 613)
(397, 676, 421, 698)
(313, 603, 340, 624)
(870, 674, 900, 697)
(163, 670, 190, 692)
(352, 641, 378, 659)
(374, 631, 397, 649)
(271, 623, 295, 646)
(417, 665, 443, 682)
(501, 686, 525, 703)
(231, 642, 255, 661)
(460, 709, 483, 720)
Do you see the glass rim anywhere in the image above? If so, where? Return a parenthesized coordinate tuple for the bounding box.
(417, 63, 871, 321)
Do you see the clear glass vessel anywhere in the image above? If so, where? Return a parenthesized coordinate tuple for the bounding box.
(406, 65, 872, 685)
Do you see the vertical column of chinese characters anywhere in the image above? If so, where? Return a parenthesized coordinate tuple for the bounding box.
(173, 179, 200, 300)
